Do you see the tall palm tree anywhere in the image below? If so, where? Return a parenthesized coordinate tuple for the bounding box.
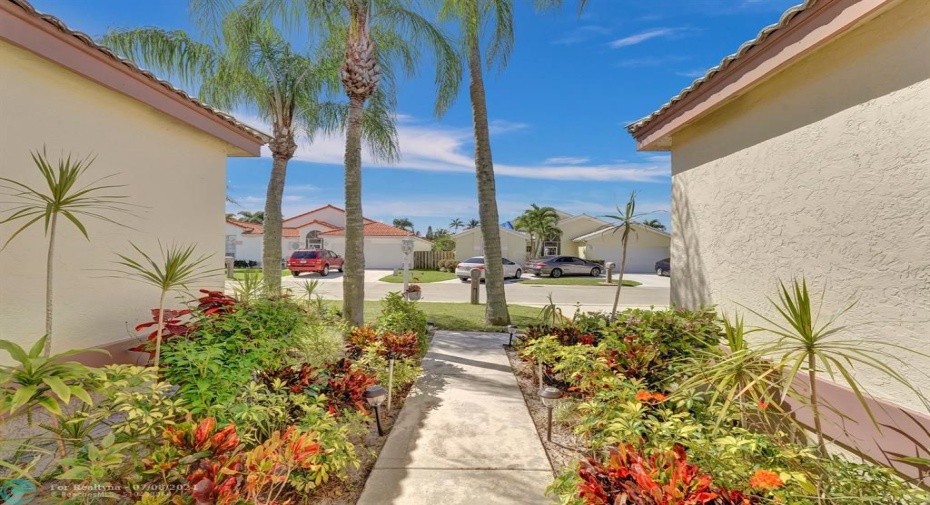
(246, 0, 461, 326)
(392, 217, 414, 231)
(466, 218, 480, 229)
(438, 0, 518, 325)
(103, 11, 341, 295)
(514, 203, 561, 257)
(449, 218, 464, 232)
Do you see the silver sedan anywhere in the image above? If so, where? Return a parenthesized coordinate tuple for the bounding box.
(525, 256, 603, 278)
(456, 257, 522, 281)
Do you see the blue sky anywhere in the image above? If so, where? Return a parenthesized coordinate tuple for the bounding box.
(33, 0, 799, 234)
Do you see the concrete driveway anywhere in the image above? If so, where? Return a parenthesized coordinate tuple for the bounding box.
(262, 269, 670, 313)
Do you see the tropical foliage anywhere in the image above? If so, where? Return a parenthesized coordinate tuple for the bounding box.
(514, 203, 562, 258)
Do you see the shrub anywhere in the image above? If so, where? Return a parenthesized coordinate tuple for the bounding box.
(438, 258, 458, 271)
(375, 292, 428, 350)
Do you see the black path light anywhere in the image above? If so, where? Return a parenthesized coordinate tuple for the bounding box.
(427, 321, 436, 335)
(538, 386, 563, 442)
(507, 324, 518, 346)
(364, 385, 388, 436)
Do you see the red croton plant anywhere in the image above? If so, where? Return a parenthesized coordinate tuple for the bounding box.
(577, 444, 758, 505)
(130, 290, 238, 359)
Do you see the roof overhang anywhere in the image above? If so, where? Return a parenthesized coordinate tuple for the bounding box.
(1, 0, 270, 156)
(572, 223, 670, 243)
(626, 0, 899, 151)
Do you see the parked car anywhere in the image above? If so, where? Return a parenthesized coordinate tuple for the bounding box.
(456, 256, 522, 281)
(655, 258, 670, 277)
(288, 249, 344, 277)
(526, 256, 603, 278)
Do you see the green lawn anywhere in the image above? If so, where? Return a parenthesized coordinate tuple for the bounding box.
(233, 268, 289, 280)
(326, 301, 542, 331)
(378, 270, 457, 283)
(520, 276, 641, 287)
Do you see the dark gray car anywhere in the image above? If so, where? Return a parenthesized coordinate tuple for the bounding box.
(525, 256, 602, 278)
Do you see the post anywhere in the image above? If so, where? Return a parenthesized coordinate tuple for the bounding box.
(387, 358, 394, 412)
(402, 238, 414, 299)
(225, 256, 235, 279)
(470, 268, 481, 304)
(537, 361, 544, 390)
(547, 406, 554, 442)
(373, 405, 383, 436)
(606, 262, 615, 284)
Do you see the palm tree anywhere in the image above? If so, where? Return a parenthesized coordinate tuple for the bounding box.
(237, 210, 265, 224)
(603, 192, 654, 316)
(392, 217, 414, 232)
(438, 0, 518, 325)
(514, 204, 561, 257)
(0, 149, 129, 356)
(449, 218, 464, 232)
(103, 9, 344, 295)
(641, 218, 666, 231)
(244, 0, 461, 326)
(466, 218, 480, 229)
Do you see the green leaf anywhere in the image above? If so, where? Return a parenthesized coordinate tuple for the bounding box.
(57, 467, 90, 480)
(0, 339, 29, 363)
(27, 336, 48, 358)
(70, 385, 93, 405)
(42, 376, 71, 403)
(10, 385, 37, 412)
(36, 395, 62, 416)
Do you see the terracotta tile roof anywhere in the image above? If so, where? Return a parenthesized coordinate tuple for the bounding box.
(296, 219, 340, 230)
(319, 222, 414, 237)
(6, 0, 271, 144)
(282, 204, 375, 225)
(626, 0, 815, 135)
(227, 220, 259, 232)
(282, 228, 299, 238)
(227, 220, 304, 238)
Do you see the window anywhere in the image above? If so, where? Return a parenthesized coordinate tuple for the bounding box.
(225, 235, 237, 256)
(291, 250, 319, 259)
(306, 230, 323, 249)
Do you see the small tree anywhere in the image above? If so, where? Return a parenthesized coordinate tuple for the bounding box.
(640, 219, 666, 231)
(466, 219, 479, 229)
(113, 242, 215, 368)
(0, 148, 129, 356)
(603, 192, 655, 316)
(392, 217, 414, 232)
(449, 218, 464, 232)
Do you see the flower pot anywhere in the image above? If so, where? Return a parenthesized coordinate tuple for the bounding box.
(406, 291, 421, 301)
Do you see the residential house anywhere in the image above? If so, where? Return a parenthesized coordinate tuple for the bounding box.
(226, 205, 432, 269)
(453, 211, 670, 272)
(626, 0, 929, 478)
(0, 0, 268, 361)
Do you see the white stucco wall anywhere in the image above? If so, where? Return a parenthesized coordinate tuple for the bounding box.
(321, 237, 431, 269)
(668, 0, 930, 409)
(454, 229, 528, 263)
(0, 41, 231, 357)
(579, 228, 670, 273)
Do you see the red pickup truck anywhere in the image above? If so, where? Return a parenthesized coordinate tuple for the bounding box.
(288, 249, 344, 277)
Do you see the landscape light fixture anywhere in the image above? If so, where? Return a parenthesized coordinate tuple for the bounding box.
(538, 386, 563, 442)
(363, 385, 389, 436)
(427, 321, 436, 334)
(507, 324, 518, 346)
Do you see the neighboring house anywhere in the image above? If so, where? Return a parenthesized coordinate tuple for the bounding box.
(453, 211, 670, 272)
(226, 205, 431, 269)
(626, 0, 929, 477)
(0, 0, 268, 360)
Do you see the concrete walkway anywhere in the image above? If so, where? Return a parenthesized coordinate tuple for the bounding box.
(357, 331, 553, 505)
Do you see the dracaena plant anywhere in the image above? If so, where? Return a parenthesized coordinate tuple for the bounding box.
(112, 242, 216, 369)
(0, 335, 103, 422)
(0, 148, 130, 356)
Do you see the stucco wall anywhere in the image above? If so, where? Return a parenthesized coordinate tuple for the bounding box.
(0, 42, 229, 358)
(580, 228, 670, 273)
(558, 216, 607, 257)
(454, 230, 528, 263)
(669, 0, 930, 408)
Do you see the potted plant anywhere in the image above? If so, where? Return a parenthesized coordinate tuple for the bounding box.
(405, 283, 422, 301)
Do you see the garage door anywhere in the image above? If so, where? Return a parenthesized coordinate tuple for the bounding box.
(365, 240, 405, 269)
(596, 245, 669, 273)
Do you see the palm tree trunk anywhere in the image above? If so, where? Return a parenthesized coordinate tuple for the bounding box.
(343, 94, 366, 326)
(44, 213, 57, 357)
(467, 20, 509, 326)
(610, 234, 629, 316)
(263, 143, 291, 295)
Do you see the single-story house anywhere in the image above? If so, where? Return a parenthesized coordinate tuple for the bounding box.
(226, 204, 432, 269)
(0, 0, 268, 361)
(453, 211, 670, 272)
(626, 0, 929, 478)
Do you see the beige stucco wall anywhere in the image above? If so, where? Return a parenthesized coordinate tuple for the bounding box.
(454, 230, 528, 263)
(669, 0, 930, 409)
(558, 216, 606, 257)
(578, 227, 670, 273)
(0, 41, 231, 358)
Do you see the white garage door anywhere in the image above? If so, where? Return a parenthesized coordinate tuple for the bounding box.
(365, 240, 405, 269)
(596, 245, 669, 273)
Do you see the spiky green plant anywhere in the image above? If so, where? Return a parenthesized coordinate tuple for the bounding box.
(112, 242, 216, 369)
(746, 277, 930, 457)
(0, 148, 129, 356)
(602, 192, 658, 317)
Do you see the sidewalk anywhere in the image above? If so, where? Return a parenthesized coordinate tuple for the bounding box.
(357, 331, 553, 505)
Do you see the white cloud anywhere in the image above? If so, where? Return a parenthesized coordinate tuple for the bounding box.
(609, 28, 679, 48)
(238, 114, 669, 183)
(543, 156, 590, 165)
(552, 25, 611, 46)
(676, 68, 708, 79)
